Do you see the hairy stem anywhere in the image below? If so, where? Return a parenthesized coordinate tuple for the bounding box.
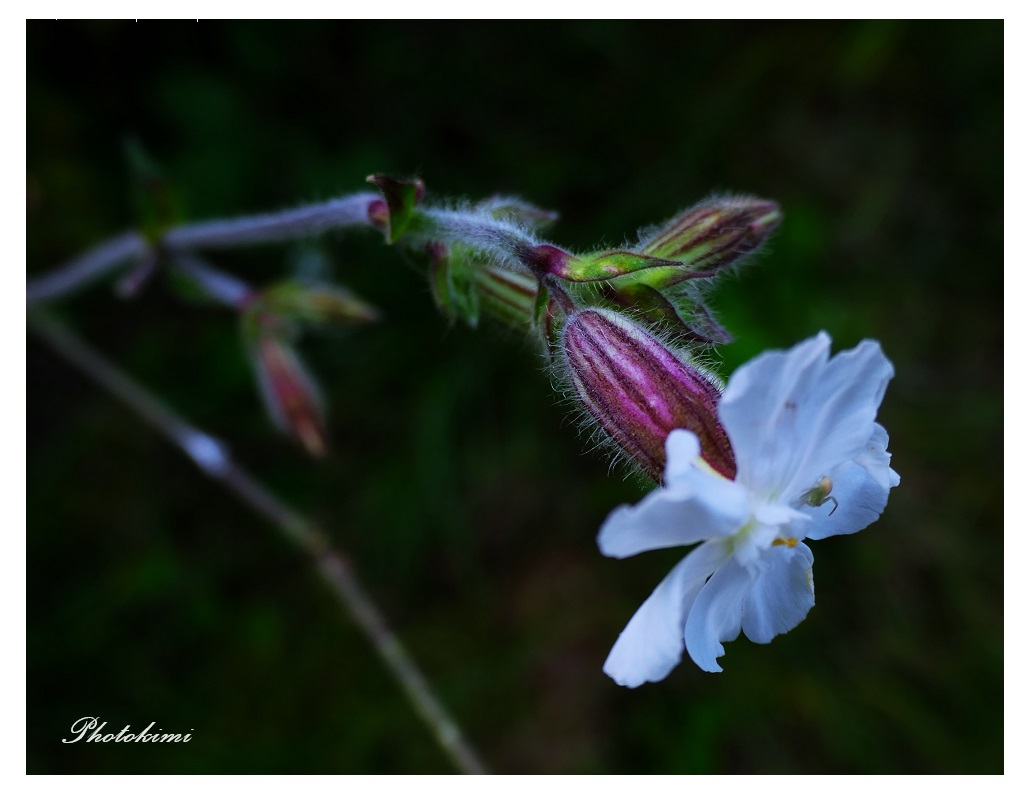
(28, 193, 382, 306)
(28, 311, 488, 775)
(27, 231, 149, 305)
(172, 254, 254, 308)
(411, 207, 542, 270)
(162, 193, 379, 250)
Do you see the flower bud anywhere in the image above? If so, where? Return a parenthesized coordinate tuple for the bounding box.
(259, 281, 381, 326)
(561, 309, 735, 481)
(527, 196, 779, 287)
(638, 195, 780, 275)
(252, 335, 327, 457)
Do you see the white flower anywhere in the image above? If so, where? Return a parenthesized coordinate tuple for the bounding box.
(599, 332, 899, 685)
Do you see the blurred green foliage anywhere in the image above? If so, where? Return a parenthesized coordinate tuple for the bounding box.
(27, 21, 1002, 773)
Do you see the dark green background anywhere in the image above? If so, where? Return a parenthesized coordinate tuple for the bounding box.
(27, 21, 1002, 773)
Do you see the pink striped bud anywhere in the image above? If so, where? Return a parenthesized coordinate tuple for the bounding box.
(253, 335, 327, 457)
(561, 309, 736, 481)
(638, 196, 781, 273)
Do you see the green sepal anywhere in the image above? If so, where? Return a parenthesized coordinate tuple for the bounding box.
(533, 279, 551, 328)
(614, 264, 717, 292)
(475, 267, 537, 330)
(531, 277, 576, 353)
(552, 249, 716, 284)
(426, 243, 481, 328)
(603, 282, 732, 346)
(449, 248, 481, 329)
(237, 280, 378, 354)
(427, 244, 458, 323)
(366, 174, 425, 244)
(259, 281, 380, 327)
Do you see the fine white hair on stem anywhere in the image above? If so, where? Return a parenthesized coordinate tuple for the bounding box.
(413, 206, 542, 273)
(163, 193, 380, 250)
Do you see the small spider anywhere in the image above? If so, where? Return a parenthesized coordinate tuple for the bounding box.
(802, 475, 839, 516)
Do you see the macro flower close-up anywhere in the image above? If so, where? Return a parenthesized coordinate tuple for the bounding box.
(26, 20, 1001, 774)
(600, 332, 900, 685)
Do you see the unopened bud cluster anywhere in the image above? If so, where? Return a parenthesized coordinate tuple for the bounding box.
(372, 177, 780, 481)
(541, 198, 777, 480)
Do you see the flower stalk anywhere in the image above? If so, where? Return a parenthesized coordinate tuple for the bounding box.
(26, 231, 150, 305)
(173, 253, 254, 308)
(162, 193, 380, 250)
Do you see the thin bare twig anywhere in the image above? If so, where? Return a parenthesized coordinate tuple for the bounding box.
(28, 310, 488, 775)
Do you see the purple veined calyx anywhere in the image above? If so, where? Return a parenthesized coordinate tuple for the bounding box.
(559, 307, 735, 481)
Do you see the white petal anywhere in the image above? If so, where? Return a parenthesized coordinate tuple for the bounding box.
(603, 541, 728, 687)
(598, 435, 749, 559)
(856, 422, 900, 491)
(741, 542, 815, 643)
(683, 557, 752, 672)
(663, 428, 701, 486)
(719, 333, 895, 504)
(802, 459, 891, 540)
